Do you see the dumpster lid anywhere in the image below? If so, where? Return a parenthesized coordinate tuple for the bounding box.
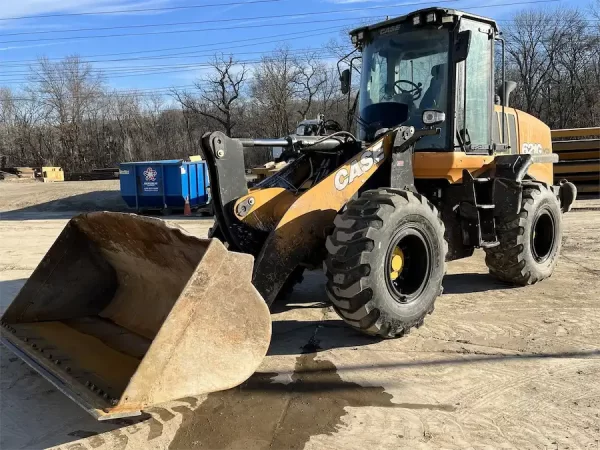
(120, 160, 183, 166)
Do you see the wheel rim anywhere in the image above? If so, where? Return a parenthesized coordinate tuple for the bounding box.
(531, 208, 555, 263)
(385, 227, 432, 304)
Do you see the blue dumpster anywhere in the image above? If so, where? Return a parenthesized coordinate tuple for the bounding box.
(119, 160, 210, 212)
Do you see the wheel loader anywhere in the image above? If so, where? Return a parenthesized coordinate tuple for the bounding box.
(1, 7, 577, 420)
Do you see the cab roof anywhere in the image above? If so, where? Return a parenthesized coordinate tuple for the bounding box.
(350, 7, 499, 37)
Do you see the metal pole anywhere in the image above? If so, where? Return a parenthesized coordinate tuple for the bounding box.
(500, 36, 506, 144)
(463, 58, 468, 146)
(239, 138, 290, 147)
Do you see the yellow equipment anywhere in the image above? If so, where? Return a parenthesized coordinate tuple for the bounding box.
(1, 7, 577, 419)
(42, 166, 64, 182)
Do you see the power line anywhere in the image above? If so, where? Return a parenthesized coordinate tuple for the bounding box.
(0, 47, 343, 78)
(0, 65, 325, 83)
(0, 0, 570, 44)
(1, 83, 221, 100)
(0, 53, 343, 84)
(0, 63, 337, 85)
(0, 0, 284, 21)
(3, 11, 598, 37)
(3, 15, 598, 66)
(0, 2, 457, 37)
(3, 84, 216, 100)
(0, 1, 465, 44)
(0, 24, 347, 63)
(6, 77, 600, 102)
(0, 15, 378, 44)
(496, 19, 600, 21)
(4, 92, 194, 102)
(2, 0, 589, 82)
(0, 26, 348, 67)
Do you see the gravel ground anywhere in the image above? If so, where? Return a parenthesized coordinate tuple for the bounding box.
(0, 180, 599, 450)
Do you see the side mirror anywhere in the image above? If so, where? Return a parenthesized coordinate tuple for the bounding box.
(422, 110, 446, 126)
(340, 69, 351, 95)
(453, 30, 471, 63)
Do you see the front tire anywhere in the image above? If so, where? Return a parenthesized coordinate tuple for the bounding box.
(324, 189, 447, 338)
(485, 182, 562, 285)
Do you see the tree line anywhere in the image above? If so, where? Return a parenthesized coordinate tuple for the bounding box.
(501, 4, 600, 130)
(1, 5, 598, 173)
(0, 46, 349, 172)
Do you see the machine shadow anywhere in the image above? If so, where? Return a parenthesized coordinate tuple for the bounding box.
(270, 270, 330, 314)
(0, 191, 129, 221)
(0, 279, 27, 314)
(268, 319, 379, 356)
(442, 272, 518, 294)
(246, 349, 600, 394)
(0, 343, 151, 450)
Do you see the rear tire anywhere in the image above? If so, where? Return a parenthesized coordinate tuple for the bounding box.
(485, 182, 562, 285)
(324, 189, 447, 338)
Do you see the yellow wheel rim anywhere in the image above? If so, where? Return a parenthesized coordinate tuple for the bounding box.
(390, 247, 404, 281)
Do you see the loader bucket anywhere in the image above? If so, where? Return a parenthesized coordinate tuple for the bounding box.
(0, 212, 271, 420)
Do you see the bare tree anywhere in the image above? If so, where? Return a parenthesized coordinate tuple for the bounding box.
(503, 7, 600, 128)
(251, 46, 304, 136)
(505, 10, 558, 115)
(28, 56, 105, 170)
(173, 55, 247, 137)
(293, 53, 327, 120)
(1, 7, 597, 175)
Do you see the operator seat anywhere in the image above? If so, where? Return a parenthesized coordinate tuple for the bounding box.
(421, 64, 446, 109)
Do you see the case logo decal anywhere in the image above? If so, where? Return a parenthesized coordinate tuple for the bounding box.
(334, 142, 385, 191)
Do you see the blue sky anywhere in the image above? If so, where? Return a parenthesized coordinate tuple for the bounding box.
(0, 0, 590, 93)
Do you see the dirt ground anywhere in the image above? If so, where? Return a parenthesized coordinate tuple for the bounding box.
(0, 180, 126, 216)
(1, 181, 599, 450)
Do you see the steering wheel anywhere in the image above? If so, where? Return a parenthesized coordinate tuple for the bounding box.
(394, 79, 423, 100)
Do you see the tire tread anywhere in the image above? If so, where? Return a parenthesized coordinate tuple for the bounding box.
(325, 188, 447, 338)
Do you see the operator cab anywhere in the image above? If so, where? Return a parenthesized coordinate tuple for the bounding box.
(347, 8, 499, 152)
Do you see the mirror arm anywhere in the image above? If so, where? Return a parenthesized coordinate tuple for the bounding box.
(497, 36, 506, 143)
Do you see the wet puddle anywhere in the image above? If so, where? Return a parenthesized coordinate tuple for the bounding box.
(168, 340, 405, 449)
(61, 335, 455, 449)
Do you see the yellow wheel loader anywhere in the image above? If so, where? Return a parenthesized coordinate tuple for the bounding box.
(1, 7, 577, 420)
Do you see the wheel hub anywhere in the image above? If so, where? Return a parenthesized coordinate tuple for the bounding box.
(389, 247, 405, 281)
(386, 228, 432, 303)
(531, 209, 555, 263)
